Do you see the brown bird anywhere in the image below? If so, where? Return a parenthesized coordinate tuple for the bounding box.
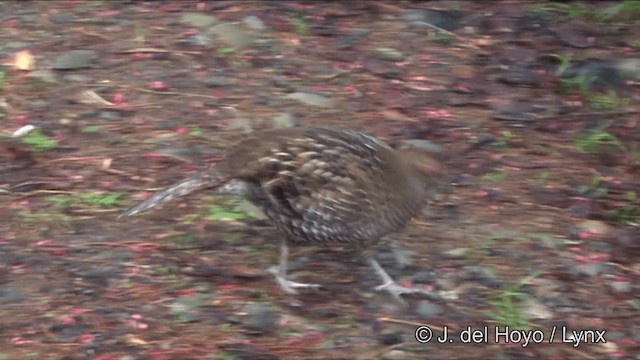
(120, 127, 449, 303)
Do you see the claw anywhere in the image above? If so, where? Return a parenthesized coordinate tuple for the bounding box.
(375, 280, 441, 304)
(368, 257, 441, 304)
(269, 243, 321, 294)
(268, 265, 321, 294)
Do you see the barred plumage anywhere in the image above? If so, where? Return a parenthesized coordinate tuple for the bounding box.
(121, 127, 448, 303)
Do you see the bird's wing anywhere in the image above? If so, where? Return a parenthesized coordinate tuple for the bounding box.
(256, 144, 384, 242)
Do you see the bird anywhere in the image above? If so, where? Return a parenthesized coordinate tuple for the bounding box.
(119, 127, 449, 303)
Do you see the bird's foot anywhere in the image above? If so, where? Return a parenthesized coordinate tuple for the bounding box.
(375, 280, 442, 304)
(268, 266, 321, 294)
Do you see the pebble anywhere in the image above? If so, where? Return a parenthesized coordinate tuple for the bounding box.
(415, 301, 444, 317)
(243, 15, 266, 31)
(209, 23, 254, 49)
(242, 303, 278, 334)
(52, 50, 97, 70)
(284, 92, 335, 108)
(180, 13, 218, 28)
(381, 350, 410, 360)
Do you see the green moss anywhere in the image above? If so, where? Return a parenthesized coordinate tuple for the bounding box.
(21, 129, 57, 151)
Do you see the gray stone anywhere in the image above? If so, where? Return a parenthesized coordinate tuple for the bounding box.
(573, 263, 607, 277)
(243, 15, 266, 31)
(209, 23, 254, 49)
(284, 92, 335, 108)
(520, 298, 553, 320)
(609, 280, 631, 293)
(375, 47, 405, 62)
(53, 50, 97, 70)
(243, 303, 278, 333)
(401, 10, 427, 23)
(381, 350, 410, 360)
(415, 301, 444, 317)
(442, 247, 469, 259)
(616, 59, 640, 81)
(180, 13, 218, 28)
(169, 294, 213, 323)
(272, 112, 296, 129)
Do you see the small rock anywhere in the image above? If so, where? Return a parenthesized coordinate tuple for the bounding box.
(442, 247, 468, 259)
(209, 23, 254, 49)
(375, 48, 405, 62)
(284, 92, 335, 108)
(98, 111, 121, 121)
(52, 50, 97, 70)
(169, 294, 213, 323)
(403, 139, 445, 154)
(609, 280, 631, 293)
(412, 270, 437, 284)
(180, 34, 213, 48)
(272, 112, 295, 129)
(226, 118, 253, 133)
(401, 10, 427, 23)
(574, 220, 612, 237)
(381, 350, 410, 360)
(520, 298, 553, 320)
(379, 332, 404, 345)
(243, 15, 266, 31)
(242, 303, 278, 334)
(180, 13, 218, 28)
(415, 301, 444, 317)
(615, 58, 640, 81)
(572, 263, 606, 278)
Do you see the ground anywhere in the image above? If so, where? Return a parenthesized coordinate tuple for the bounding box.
(0, 1, 638, 359)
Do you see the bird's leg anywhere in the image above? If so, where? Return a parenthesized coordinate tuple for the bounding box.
(268, 241, 321, 294)
(367, 257, 441, 304)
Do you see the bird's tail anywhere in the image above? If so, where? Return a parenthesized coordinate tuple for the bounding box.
(119, 172, 221, 218)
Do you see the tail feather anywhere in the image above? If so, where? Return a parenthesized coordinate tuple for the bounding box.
(119, 173, 219, 218)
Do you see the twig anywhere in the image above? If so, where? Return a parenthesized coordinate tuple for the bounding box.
(534, 111, 638, 122)
(115, 84, 220, 99)
(119, 47, 201, 55)
(412, 21, 459, 38)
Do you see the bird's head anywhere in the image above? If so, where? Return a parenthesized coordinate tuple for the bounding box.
(396, 139, 449, 180)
